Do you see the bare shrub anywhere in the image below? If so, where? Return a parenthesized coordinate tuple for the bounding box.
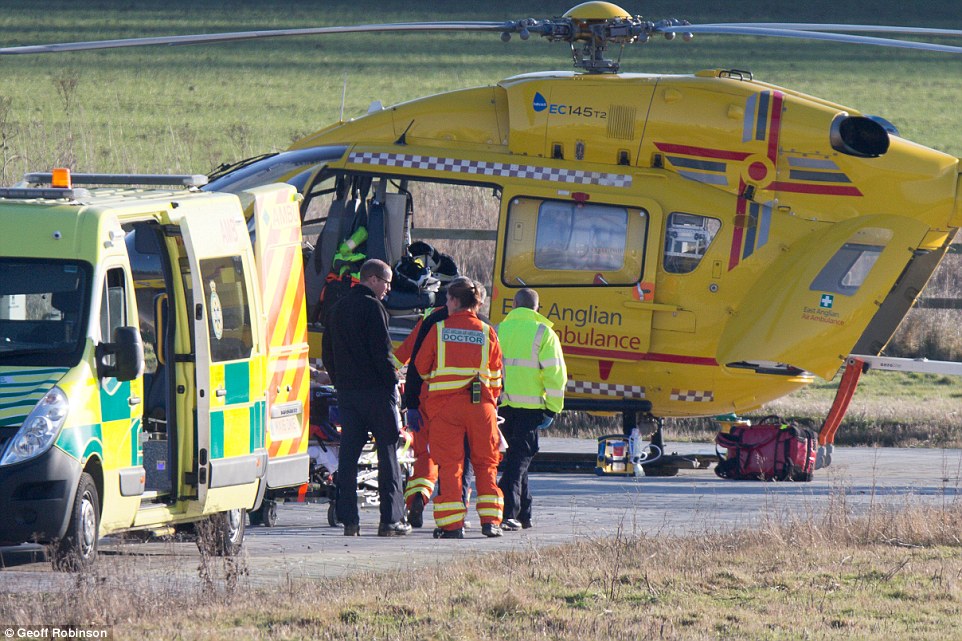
(888, 308, 962, 361)
(194, 517, 250, 598)
(0, 95, 21, 183)
(410, 181, 500, 291)
(51, 69, 81, 114)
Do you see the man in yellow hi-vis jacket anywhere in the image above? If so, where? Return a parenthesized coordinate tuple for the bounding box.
(497, 288, 567, 531)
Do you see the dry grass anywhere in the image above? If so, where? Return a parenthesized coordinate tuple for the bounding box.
(3, 497, 960, 639)
(410, 182, 501, 314)
(889, 309, 962, 363)
(887, 254, 962, 362)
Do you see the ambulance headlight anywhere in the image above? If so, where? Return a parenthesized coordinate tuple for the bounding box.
(1, 387, 69, 465)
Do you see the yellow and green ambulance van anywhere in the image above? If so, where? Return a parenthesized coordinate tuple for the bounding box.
(0, 172, 309, 569)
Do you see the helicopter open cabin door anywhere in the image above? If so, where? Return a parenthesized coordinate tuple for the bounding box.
(717, 214, 931, 380)
(496, 188, 660, 391)
(177, 201, 266, 510)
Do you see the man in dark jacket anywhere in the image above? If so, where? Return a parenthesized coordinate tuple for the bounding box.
(322, 258, 411, 537)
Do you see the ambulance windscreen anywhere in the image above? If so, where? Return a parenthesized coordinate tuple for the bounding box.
(0, 259, 91, 367)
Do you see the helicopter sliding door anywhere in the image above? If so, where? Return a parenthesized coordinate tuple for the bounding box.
(495, 189, 660, 386)
(716, 214, 931, 379)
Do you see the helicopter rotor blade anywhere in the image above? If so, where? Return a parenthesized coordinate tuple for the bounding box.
(703, 23, 962, 38)
(0, 21, 516, 55)
(659, 25, 962, 54)
(2, 16, 960, 64)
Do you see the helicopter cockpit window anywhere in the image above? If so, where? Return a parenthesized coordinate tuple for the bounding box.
(502, 197, 646, 287)
(663, 212, 721, 274)
(810, 238, 888, 297)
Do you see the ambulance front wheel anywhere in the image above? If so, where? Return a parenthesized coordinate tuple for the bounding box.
(199, 508, 246, 556)
(51, 472, 100, 571)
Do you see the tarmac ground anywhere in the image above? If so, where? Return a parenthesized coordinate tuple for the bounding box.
(1, 439, 960, 592)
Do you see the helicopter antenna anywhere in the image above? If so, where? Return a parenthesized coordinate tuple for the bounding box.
(339, 74, 347, 122)
(395, 120, 415, 146)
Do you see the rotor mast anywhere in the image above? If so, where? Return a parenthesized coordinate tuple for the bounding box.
(501, 1, 693, 73)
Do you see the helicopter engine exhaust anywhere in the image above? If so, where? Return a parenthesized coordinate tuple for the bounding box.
(830, 114, 890, 157)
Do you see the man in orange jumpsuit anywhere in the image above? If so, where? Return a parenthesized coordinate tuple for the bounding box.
(414, 279, 504, 539)
(393, 307, 444, 525)
(395, 294, 480, 527)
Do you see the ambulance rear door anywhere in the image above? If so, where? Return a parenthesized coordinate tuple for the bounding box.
(247, 184, 310, 490)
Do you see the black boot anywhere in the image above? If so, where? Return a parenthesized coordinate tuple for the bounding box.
(433, 527, 464, 539)
(408, 493, 424, 529)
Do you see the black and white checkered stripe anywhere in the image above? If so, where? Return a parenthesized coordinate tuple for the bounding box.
(566, 379, 646, 398)
(349, 151, 633, 188)
(670, 389, 714, 402)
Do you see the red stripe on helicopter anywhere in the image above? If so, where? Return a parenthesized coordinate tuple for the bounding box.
(564, 345, 719, 366)
(729, 180, 749, 271)
(767, 92, 784, 163)
(654, 142, 751, 161)
(769, 181, 863, 196)
(642, 352, 719, 366)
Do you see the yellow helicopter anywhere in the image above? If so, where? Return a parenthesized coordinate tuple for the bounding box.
(3, 1, 961, 470)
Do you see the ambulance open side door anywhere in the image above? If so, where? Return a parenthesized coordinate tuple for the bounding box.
(178, 199, 267, 511)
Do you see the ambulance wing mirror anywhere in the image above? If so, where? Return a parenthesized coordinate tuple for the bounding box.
(96, 326, 145, 382)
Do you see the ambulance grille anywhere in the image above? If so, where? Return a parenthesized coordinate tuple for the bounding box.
(606, 105, 636, 140)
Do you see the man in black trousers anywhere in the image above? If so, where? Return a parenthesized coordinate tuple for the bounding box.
(322, 258, 411, 537)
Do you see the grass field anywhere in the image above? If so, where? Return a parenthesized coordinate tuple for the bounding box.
(0, 0, 960, 181)
(1, 0, 961, 439)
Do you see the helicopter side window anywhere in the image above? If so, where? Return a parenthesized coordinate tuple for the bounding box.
(810, 241, 886, 296)
(663, 212, 721, 274)
(502, 196, 646, 286)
